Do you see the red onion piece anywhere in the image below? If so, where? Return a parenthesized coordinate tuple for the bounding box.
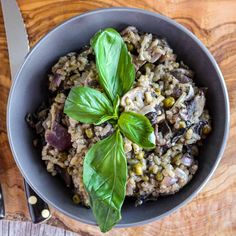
(181, 155, 193, 167)
(45, 122, 71, 151)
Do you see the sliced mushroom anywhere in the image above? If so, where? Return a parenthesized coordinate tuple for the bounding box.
(185, 84, 195, 101)
(181, 90, 206, 123)
(121, 87, 147, 107)
(142, 104, 162, 124)
(132, 55, 146, 71)
(171, 68, 194, 83)
(193, 90, 206, 119)
(172, 92, 186, 109)
(140, 105, 156, 115)
(155, 124, 166, 146)
(147, 46, 162, 63)
(182, 99, 195, 121)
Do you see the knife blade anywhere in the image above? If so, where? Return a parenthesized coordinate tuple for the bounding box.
(1, 0, 51, 223)
(0, 0, 29, 79)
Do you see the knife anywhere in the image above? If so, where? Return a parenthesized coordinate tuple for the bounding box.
(1, 0, 51, 223)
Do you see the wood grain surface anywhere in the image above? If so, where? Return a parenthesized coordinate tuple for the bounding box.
(0, 220, 76, 236)
(0, 0, 236, 235)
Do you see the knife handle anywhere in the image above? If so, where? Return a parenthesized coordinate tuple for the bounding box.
(0, 184, 5, 219)
(23, 179, 51, 223)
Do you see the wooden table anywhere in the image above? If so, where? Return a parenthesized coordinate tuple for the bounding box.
(0, 1, 236, 235)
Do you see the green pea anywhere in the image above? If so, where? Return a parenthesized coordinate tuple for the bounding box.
(85, 128, 93, 139)
(163, 96, 175, 108)
(72, 194, 80, 204)
(126, 43, 134, 52)
(155, 172, 163, 181)
(133, 163, 143, 176)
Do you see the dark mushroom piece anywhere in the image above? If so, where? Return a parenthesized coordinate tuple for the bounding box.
(155, 121, 173, 146)
(193, 120, 208, 135)
(172, 87, 182, 99)
(54, 165, 72, 188)
(145, 112, 158, 125)
(25, 113, 37, 129)
(35, 121, 44, 134)
(171, 128, 186, 143)
(158, 121, 172, 138)
(182, 99, 195, 122)
(171, 68, 194, 83)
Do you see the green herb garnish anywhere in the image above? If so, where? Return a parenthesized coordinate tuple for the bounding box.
(91, 28, 135, 103)
(83, 129, 127, 232)
(64, 86, 117, 125)
(118, 111, 156, 149)
(64, 28, 155, 232)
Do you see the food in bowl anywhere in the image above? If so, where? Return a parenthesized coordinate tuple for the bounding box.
(26, 26, 212, 232)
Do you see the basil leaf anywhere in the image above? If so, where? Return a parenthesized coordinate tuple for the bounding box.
(64, 86, 116, 125)
(83, 130, 127, 232)
(118, 112, 156, 149)
(91, 28, 135, 102)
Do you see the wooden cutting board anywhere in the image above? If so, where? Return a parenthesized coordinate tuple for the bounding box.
(0, 1, 236, 235)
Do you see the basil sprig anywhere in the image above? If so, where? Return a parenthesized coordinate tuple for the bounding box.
(83, 130, 127, 232)
(63, 28, 156, 232)
(91, 28, 135, 103)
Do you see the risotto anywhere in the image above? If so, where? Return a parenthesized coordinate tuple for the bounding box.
(26, 26, 211, 208)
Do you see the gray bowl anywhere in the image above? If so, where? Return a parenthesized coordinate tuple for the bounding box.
(7, 8, 230, 227)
